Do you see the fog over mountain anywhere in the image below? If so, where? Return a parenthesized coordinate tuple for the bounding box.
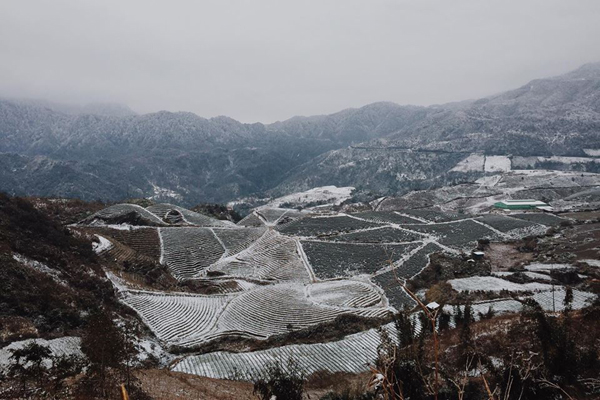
(1, 1, 600, 122)
(1, 63, 599, 204)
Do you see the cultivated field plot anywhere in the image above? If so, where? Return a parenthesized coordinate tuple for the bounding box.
(159, 227, 225, 280)
(397, 209, 465, 223)
(212, 227, 266, 258)
(371, 272, 416, 311)
(207, 230, 309, 282)
(238, 212, 266, 227)
(121, 281, 391, 349)
(278, 215, 380, 237)
(87, 227, 161, 261)
(302, 241, 420, 279)
(351, 211, 424, 225)
(448, 276, 552, 292)
(370, 243, 442, 310)
(307, 280, 384, 308)
(85, 204, 167, 226)
(529, 288, 596, 312)
(399, 220, 500, 249)
(255, 208, 288, 225)
(475, 214, 538, 233)
(172, 322, 396, 380)
(147, 203, 234, 227)
(323, 226, 421, 243)
(511, 213, 566, 226)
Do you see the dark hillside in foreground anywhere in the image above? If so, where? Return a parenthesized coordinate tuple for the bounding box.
(0, 194, 115, 344)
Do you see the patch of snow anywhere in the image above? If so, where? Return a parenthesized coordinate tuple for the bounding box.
(581, 259, 600, 267)
(260, 186, 355, 209)
(524, 272, 552, 281)
(0, 337, 83, 371)
(93, 234, 113, 254)
(12, 254, 66, 286)
(448, 276, 552, 292)
(524, 263, 574, 272)
(451, 153, 485, 172)
(484, 156, 511, 173)
(583, 149, 600, 157)
(147, 182, 183, 201)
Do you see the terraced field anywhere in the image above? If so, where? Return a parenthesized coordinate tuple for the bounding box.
(397, 209, 465, 223)
(121, 281, 391, 349)
(238, 212, 266, 227)
(212, 227, 267, 257)
(85, 204, 167, 226)
(87, 227, 161, 260)
(351, 211, 424, 225)
(159, 227, 225, 280)
(323, 226, 421, 243)
(302, 241, 420, 279)
(121, 290, 230, 346)
(83, 202, 588, 383)
(475, 214, 542, 234)
(371, 243, 443, 310)
(172, 322, 397, 380)
(278, 215, 380, 237)
(147, 203, 234, 227)
(399, 220, 500, 249)
(207, 230, 309, 282)
(511, 212, 566, 226)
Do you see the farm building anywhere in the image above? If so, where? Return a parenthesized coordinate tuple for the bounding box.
(494, 200, 551, 211)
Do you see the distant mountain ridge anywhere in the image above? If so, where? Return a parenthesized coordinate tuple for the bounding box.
(1, 63, 599, 204)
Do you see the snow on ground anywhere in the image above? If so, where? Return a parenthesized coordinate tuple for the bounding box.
(524, 263, 574, 272)
(584, 149, 600, 156)
(260, 186, 354, 209)
(448, 276, 552, 292)
(523, 271, 552, 281)
(92, 234, 113, 254)
(475, 175, 502, 188)
(451, 153, 485, 172)
(484, 156, 511, 173)
(581, 259, 600, 267)
(147, 182, 183, 201)
(172, 322, 397, 380)
(0, 337, 83, 370)
(12, 253, 66, 286)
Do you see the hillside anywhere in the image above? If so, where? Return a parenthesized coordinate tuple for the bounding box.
(1, 63, 600, 204)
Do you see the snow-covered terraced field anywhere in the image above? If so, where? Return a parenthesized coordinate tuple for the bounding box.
(89, 227, 161, 260)
(302, 241, 420, 279)
(121, 290, 230, 346)
(399, 220, 500, 249)
(85, 204, 167, 226)
(529, 288, 596, 311)
(147, 203, 235, 227)
(324, 226, 421, 243)
(511, 213, 566, 226)
(121, 281, 391, 349)
(172, 322, 396, 380)
(207, 230, 309, 282)
(307, 280, 384, 308)
(475, 214, 540, 233)
(397, 209, 465, 223)
(238, 212, 266, 227)
(278, 215, 380, 237)
(351, 211, 424, 225)
(448, 276, 552, 292)
(212, 227, 266, 257)
(159, 227, 225, 280)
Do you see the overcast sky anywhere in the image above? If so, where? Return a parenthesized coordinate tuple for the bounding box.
(1, 1, 599, 123)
